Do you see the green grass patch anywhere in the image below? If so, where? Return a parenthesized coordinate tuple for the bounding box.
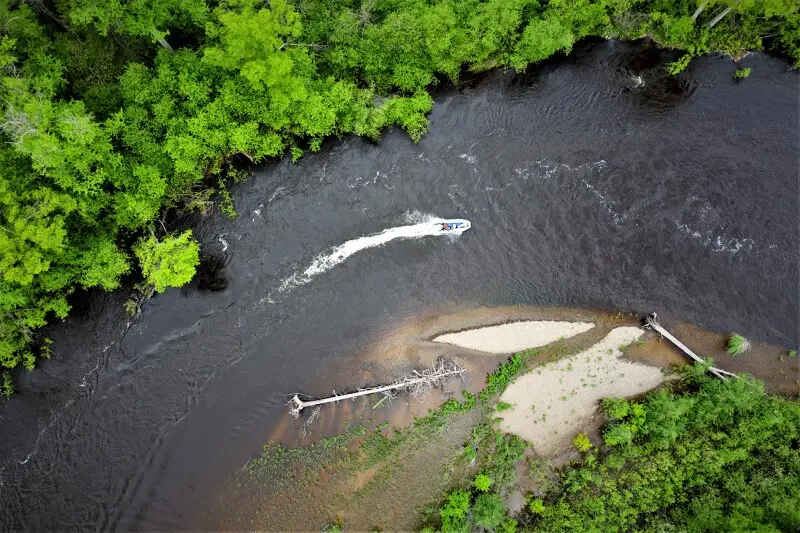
(496, 401, 513, 412)
(727, 333, 750, 356)
(245, 424, 367, 486)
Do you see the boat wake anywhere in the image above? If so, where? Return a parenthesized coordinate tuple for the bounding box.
(262, 213, 461, 304)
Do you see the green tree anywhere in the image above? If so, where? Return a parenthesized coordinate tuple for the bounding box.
(133, 230, 200, 293)
(1, 0, 799, 395)
(440, 489, 470, 533)
(508, 17, 575, 71)
(67, 0, 208, 51)
(203, 0, 310, 93)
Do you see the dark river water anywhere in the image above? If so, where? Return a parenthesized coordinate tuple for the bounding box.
(1, 39, 798, 531)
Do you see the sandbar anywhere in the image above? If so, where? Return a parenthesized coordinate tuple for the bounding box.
(432, 320, 594, 354)
(496, 327, 666, 457)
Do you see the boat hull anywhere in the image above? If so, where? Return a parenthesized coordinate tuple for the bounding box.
(438, 219, 471, 233)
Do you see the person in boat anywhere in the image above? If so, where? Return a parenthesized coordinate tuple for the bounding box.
(442, 223, 450, 230)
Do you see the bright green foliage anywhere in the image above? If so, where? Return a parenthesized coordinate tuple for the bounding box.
(602, 397, 646, 446)
(2, 371, 12, 396)
(727, 333, 750, 356)
(463, 444, 477, 463)
(440, 489, 470, 533)
(667, 53, 694, 74)
(508, 17, 575, 71)
(474, 473, 493, 492)
(432, 470, 515, 531)
(571, 432, 592, 453)
(473, 492, 507, 530)
(68, 0, 208, 43)
(498, 518, 517, 533)
(789, 349, 798, 357)
(528, 497, 546, 514)
(134, 231, 200, 293)
(203, 0, 308, 92)
(482, 430, 527, 488)
(322, 520, 342, 533)
(530, 372, 800, 532)
(480, 353, 526, 403)
(734, 67, 752, 78)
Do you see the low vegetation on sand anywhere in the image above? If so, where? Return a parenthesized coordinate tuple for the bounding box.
(240, 329, 798, 532)
(2, 0, 800, 391)
(423, 363, 800, 532)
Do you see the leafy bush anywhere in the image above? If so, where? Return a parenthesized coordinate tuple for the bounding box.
(472, 492, 507, 530)
(462, 444, 477, 464)
(134, 231, 201, 293)
(727, 333, 750, 356)
(733, 67, 752, 79)
(528, 497, 545, 514)
(322, 521, 342, 533)
(571, 433, 592, 453)
(439, 489, 470, 533)
(483, 431, 527, 488)
(498, 518, 517, 533)
(474, 473, 493, 492)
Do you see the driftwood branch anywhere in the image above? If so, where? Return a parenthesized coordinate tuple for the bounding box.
(643, 313, 737, 380)
(288, 358, 465, 418)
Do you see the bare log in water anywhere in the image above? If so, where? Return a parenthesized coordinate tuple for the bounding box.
(643, 313, 737, 380)
(288, 358, 465, 418)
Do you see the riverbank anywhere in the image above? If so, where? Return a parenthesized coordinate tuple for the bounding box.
(211, 308, 799, 530)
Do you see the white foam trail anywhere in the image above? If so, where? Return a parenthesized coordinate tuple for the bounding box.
(675, 222, 754, 254)
(262, 215, 450, 304)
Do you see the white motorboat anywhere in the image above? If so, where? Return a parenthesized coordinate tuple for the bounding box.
(438, 219, 471, 233)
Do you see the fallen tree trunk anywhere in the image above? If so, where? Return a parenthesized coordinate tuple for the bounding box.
(692, 0, 709, 21)
(708, 0, 742, 29)
(289, 358, 465, 418)
(644, 313, 737, 380)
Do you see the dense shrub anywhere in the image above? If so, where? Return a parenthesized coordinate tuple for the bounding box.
(531, 371, 800, 532)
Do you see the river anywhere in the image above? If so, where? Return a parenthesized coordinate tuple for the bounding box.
(1, 39, 797, 531)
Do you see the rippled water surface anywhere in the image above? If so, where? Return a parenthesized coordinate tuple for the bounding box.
(1, 40, 798, 530)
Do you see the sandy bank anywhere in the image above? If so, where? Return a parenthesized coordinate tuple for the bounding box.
(433, 320, 594, 354)
(497, 327, 665, 457)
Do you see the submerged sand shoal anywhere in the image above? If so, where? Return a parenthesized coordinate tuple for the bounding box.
(432, 320, 595, 354)
(497, 326, 666, 457)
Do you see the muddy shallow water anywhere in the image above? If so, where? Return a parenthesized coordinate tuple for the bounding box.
(0, 39, 798, 531)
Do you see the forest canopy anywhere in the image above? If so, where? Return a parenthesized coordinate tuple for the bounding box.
(1, 0, 799, 391)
